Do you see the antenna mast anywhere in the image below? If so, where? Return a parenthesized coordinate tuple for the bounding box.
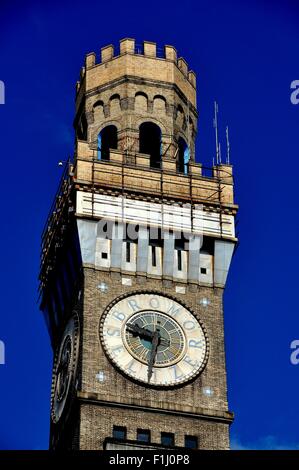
(218, 142, 222, 164)
(213, 101, 219, 165)
(226, 125, 230, 164)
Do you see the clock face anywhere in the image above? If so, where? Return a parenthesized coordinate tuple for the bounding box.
(100, 293, 208, 387)
(51, 313, 80, 423)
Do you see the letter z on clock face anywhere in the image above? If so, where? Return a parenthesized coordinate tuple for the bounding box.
(99, 292, 209, 387)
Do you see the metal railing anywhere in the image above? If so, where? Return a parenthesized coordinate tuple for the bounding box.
(41, 159, 71, 243)
(40, 160, 74, 283)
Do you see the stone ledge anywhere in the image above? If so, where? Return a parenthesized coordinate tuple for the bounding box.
(77, 391, 234, 424)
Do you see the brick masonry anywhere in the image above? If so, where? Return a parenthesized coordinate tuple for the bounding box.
(68, 267, 232, 450)
(79, 403, 230, 450)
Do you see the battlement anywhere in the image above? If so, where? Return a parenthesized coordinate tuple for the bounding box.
(76, 38, 196, 107)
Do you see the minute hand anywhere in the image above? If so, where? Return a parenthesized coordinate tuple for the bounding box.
(126, 323, 154, 339)
(147, 330, 160, 383)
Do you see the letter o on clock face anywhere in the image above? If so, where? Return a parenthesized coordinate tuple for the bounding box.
(99, 293, 209, 387)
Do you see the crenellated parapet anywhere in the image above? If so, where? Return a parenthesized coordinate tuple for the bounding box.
(74, 39, 198, 165)
(76, 38, 196, 107)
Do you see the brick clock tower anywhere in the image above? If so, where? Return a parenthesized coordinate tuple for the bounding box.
(39, 38, 238, 450)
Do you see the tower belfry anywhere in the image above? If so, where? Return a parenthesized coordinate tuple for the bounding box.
(39, 38, 238, 450)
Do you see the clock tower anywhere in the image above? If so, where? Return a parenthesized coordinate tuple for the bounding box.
(39, 38, 238, 450)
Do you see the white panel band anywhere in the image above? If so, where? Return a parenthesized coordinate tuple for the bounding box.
(76, 192, 235, 239)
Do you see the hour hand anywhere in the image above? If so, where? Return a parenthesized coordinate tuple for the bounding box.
(126, 322, 154, 339)
(147, 330, 160, 382)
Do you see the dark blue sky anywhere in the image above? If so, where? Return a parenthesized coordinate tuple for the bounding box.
(0, 0, 299, 450)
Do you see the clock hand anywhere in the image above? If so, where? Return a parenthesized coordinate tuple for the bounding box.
(147, 329, 160, 383)
(126, 322, 154, 339)
(127, 322, 170, 347)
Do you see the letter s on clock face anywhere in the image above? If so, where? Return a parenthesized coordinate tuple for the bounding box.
(99, 293, 209, 387)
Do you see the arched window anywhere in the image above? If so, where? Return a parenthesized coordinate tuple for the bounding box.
(97, 125, 118, 161)
(177, 137, 190, 174)
(139, 122, 161, 169)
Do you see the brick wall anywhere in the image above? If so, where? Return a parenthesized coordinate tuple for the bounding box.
(78, 403, 230, 450)
(71, 267, 232, 449)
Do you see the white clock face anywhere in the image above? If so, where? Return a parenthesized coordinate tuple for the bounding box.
(100, 293, 208, 387)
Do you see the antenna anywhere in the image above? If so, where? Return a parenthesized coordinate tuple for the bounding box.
(226, 125, 230, 164)
(218, 142, 222, 164)
(213, 101, 219, 165)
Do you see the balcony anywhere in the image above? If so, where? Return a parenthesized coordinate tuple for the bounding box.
(74, 145, 235, 206)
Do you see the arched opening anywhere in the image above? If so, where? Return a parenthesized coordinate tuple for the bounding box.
(77, 113, 87, 140)
(109, 94, 121, 116)
(97, 125, 118, 161)
(153, 95, 167, 114)
(176, 104, 185, 127)
(135, 92, 148, 113)
(93, 100, 105, 122)
(188, 117, 195, 139)
(139, 122, 161, 169)
(177, 137, 190, 174)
